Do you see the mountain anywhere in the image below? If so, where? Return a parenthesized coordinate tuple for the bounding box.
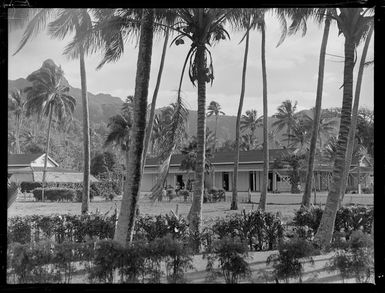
(9, 69, 339, 148)
(8, 77, 124, 125)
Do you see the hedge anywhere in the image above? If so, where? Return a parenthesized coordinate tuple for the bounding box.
(20, 180, 122, 200)
(33, 188, 77, 202)
(7, 236, 194, 284)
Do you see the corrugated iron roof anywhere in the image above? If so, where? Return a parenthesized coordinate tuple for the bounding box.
(8, 153, 43, 165)
(145, 148, 295, 166)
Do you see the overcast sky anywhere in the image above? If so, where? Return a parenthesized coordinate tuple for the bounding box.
(8, 9, 374, 116)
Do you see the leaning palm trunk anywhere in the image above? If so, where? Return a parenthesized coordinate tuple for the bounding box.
(79, 44, 91, 215)
(141, 28, 169, 172)
(259, 21, 268, 211)
(41, 104, 53, 202)
(114, 9, 154, 246)
(187, 44, 207, 239)
(231, 28, 250, 211)
(314, 36, 355, 247)
(214, 115, 218, 152)
(15, 114, 22, 154)
(339, 24, 373, 207)
(302, 16, 331, 207)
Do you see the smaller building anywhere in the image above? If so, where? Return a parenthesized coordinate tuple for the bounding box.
(8, 153, 98, 183)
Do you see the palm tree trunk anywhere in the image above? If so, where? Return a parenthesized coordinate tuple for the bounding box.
(114, 9, 154, 247)
(302, 16, 331, 207)
(338, 24, 373, 206)
(141, 28, 169, 172)
(259, 20, 268, 211)
(187, 44, 207, 241)
(79, 45, 91, 215)
(214, 114, 218, 152)
(314, 35, 355, 247)
(231, 28, 250, 211)
(15, 114, 21, 154)
(41, 103, 53, 202)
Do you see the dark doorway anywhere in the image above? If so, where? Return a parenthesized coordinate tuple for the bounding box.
(223, 172, 229, 191)
(176, 175, 184, 189)
(249, 171, 256, 191)
(268, 172, 273, 192)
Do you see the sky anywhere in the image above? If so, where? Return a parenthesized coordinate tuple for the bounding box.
(8, 9, 374, 117)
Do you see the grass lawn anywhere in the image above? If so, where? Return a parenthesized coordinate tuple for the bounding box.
(8, 191, 373, 224)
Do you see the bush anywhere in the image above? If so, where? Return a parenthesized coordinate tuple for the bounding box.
(134, 214, 189, 243)
(327, 231, 374, 282)
(33, 188, 77, 202)
(7, 241, 61, 283)
(8, 216, 32, 244)
(205, 237, 251, 283)
(89, 240, 124, 283)
(157, 235, 194, 283)
(8, 212, 118, 245)
(361, 187, 373, 194)
(210, 210, 284, 251)
(266, 237, 319, 283)
(20, 182, 42, 193)
(292, 206, 373, 240)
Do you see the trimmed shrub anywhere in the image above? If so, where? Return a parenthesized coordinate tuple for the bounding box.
(205, 237, 251, 283)
(20, 182, 42, 193)
(32, 188, 77, 202)
(7, 216, 32, 244)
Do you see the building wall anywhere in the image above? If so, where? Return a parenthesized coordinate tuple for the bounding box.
(9, 173, 33, 183)
(31, 155, 56, 168)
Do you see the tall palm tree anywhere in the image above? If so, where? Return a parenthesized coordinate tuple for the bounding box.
(231, 12, 252, 211)
(206, 101, 226, 152)
(272, 100, 298, 148)
(24, 60, 76, 201)
(301, 11, 332, 207)
(314, 8, 373, 247)
(114, 9, 154, 246)
(339, 22, 373, 205)
(8, 90, 27, 154)
(167, 9, 232, 238)
(259, 11, 269, 211)
(14, 8, 102, 214)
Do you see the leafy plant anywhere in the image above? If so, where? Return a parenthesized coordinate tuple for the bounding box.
(266, 237, 319, 283)
(33, 188, 77, 202)
(205, 237, 251, 283)
(327, 231, 374, 283)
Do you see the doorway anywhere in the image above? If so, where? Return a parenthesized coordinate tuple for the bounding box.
(176, 174, 184, 189)
(268, 172, 273, 192)
(223, 172, 229, 191)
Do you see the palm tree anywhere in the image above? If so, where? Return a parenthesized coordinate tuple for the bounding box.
(339, 22, 373, 205)
(300, 10, 332, 207)
(314, 8, 373, 247)
(227, 9, 262, 211)
(206, 101, 226, 152)
(167, 9, 232, 239)
(272, 100, 298, 147)
(240, 133, 258, 151)
(24, 60, 76, 201)
(282, 118, 311, 150)
(104, 102, 133, 167)
(259, 11, 269, 211)
(114, 9, 155, 246)
(8, 90, 27, 154)
(13, 8, 103, 214)
(240, 109, 262, 143)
